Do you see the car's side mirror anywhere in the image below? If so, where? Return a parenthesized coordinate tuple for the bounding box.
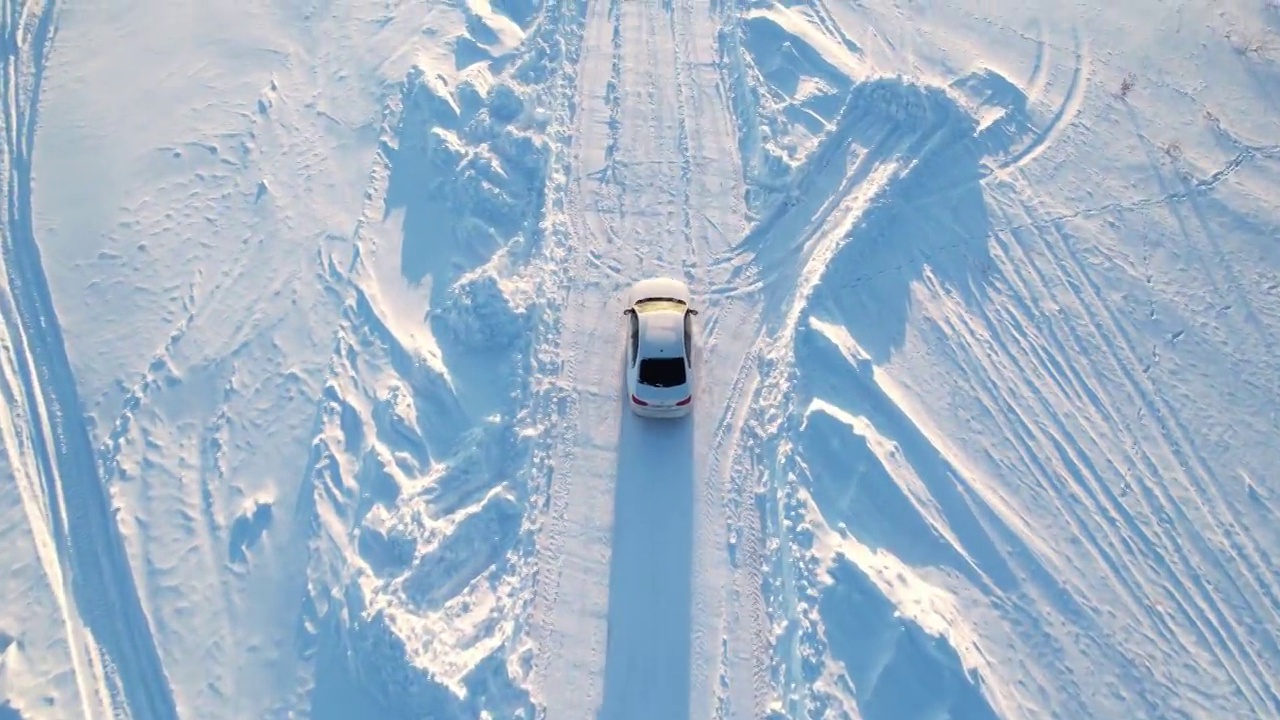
(622, 308, 634, 316)
(687, 309, 699, 316)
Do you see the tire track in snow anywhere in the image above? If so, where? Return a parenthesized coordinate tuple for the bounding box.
(746, 164, 909, 718)
(915, 247, 1186, 714)
(581, 0, 639, 274)
(1023, 202, 1280, 716)
(990, 32, 1089, 177)
(703, 337, 769, 720)
(703, 89, 928, 708)
(0, 1, 179, 718)
(976, 206, 1200, 643)
(529, 0, 763, 716)
(863, 286, 1154, 714)
(803, 0, 863, 65)
(710, 5, 1277, 715)
(663, 0, 723, 709)
(988, 181, 1280, 716)
(709, 67, 1032, 714)
(524, 0, 626, 714)
(665, 51, 768, 701)
(530, 22, 623, 720)
(703, 8, 868, 712)
(932, 220, 1174, 614)
(952, 278, 1172, 617)
(662, 0, 768, 714)
(523, 0, 597, 711)
(1119, 109, 1280, 609)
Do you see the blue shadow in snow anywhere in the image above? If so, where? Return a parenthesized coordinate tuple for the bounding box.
(733, 77, 1003, 364)
(379, 68, 546, 420)
(808, 79, 996, 363)
(597, 398, 695, 720)
(795, 324, 1023, 595)
(0, 3, 179, 717)
(819, 556, 1000, 720)
(307, 606, 408, 720)
(227, 498, 273, 565)
(0, 699, 22, 720)
(382, 69, 543, 298)
(382, 86, 504, 300)
(795, 397, 986, 588)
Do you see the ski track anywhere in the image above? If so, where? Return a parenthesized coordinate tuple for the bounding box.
(881, 165, 1280, 716)
(705, 3, 1096, 717)
(528, 0, 765, 718)
(0, 0, 178, 718)
(989, 177, 1280, 716)
(721, 3, 1280, 716)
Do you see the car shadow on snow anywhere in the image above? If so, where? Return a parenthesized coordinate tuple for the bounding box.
(597, 381, 695, 720)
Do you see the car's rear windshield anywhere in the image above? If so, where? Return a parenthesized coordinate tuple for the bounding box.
(638, 357, 686, 387)
(635, 298, 686, 314)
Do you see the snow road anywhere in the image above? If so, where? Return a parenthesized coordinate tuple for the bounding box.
(526, 0, 766, 717)
(1, 1, 175, 717)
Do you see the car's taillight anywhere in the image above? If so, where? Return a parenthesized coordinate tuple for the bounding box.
(675, 396, 691, 406)
(631, 394, 649, 406)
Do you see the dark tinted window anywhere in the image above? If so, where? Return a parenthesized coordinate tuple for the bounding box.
(628, 313, 639, 364)
(683, 311, 693, 365)
(637, 357, 687, 387)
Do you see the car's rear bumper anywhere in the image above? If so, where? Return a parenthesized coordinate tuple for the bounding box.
(630, 400, 692, 419)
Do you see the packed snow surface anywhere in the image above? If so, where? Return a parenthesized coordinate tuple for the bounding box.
(3, 0, 1279, 718)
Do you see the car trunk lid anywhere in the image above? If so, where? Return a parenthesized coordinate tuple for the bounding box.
(632, 381, 691, 408)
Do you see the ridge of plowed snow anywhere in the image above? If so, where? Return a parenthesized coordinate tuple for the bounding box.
(20, 0, 551, 717)
(295, 19, 559, 717)
(722, 1, 1280, 718)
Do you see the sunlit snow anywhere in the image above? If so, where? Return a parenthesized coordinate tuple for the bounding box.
(3, 0, 1278, 718)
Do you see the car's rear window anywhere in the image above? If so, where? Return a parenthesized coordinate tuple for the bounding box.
(635, 299, 686, 314)
(638, 357, 686, 387)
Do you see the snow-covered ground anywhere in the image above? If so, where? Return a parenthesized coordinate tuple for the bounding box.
(3, 0, 1279, 717)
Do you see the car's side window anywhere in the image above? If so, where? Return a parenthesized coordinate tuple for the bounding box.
(629, 312, 640, 365)
(683, 310, 693, 366)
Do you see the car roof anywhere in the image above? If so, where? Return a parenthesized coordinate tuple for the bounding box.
(637, 307, 685, 358)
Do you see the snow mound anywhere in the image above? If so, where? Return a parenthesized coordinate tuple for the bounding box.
(432, 264, 535, 351)
(341, 418, 533, 718)
(732, 1, 1280, 717)
(723, 14, 1018, 712)
(726, 3, 861, 209)
(291, 25, 554, 719)
(12, 0, 1280, 717)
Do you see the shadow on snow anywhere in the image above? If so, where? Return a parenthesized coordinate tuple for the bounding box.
(1, 4, 178, 718)
(747, 74, 1038, 719)
(598, 381, 695, 720)
(819, 556, 1001, 720)
(805, 77, 998, 362)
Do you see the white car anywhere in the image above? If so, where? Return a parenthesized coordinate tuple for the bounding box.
(622, 277, 698, 418)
